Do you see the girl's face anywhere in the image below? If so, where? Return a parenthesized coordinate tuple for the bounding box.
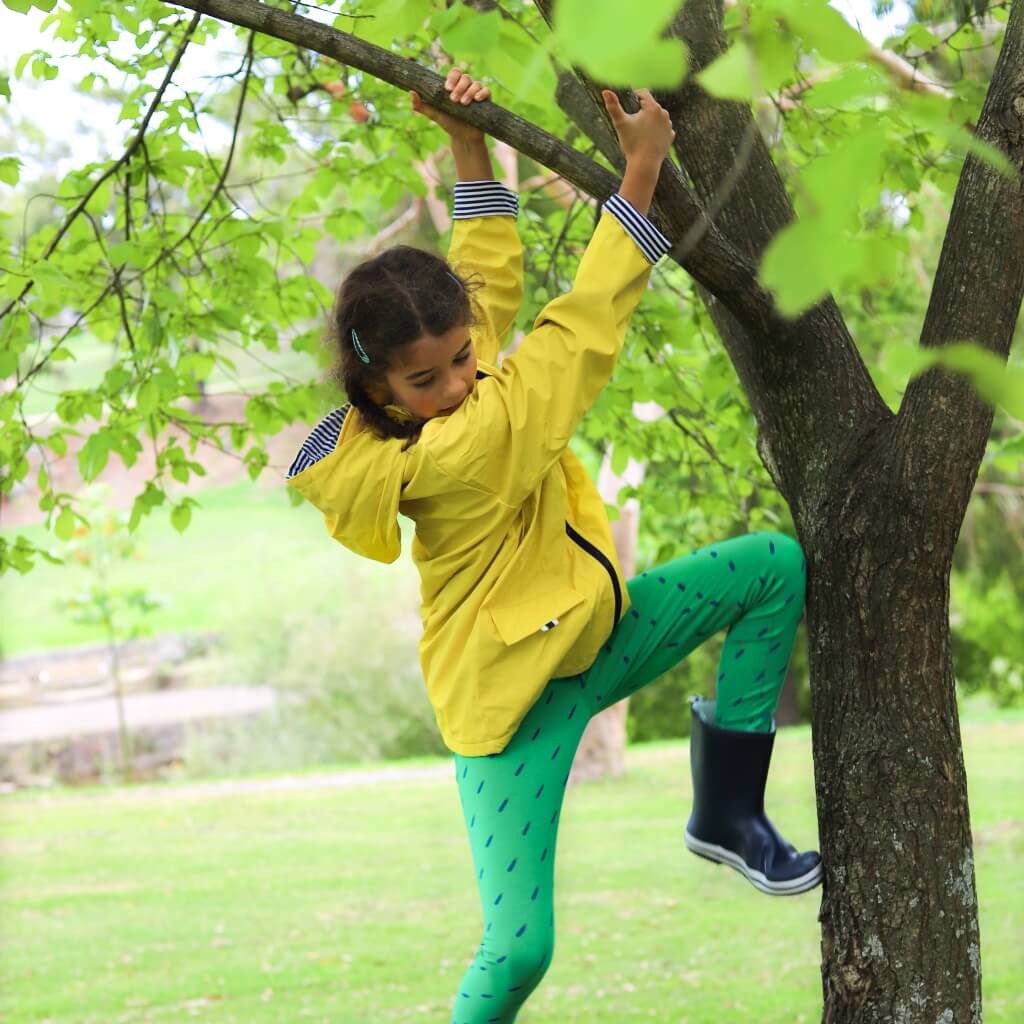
(379, 323, 478, 421)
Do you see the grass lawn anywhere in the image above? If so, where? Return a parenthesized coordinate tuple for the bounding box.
(1, 714, 1020, 1024)
(0, 479, 421, 660)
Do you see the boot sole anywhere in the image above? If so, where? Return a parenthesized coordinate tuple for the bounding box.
(684, 830, 823, 896)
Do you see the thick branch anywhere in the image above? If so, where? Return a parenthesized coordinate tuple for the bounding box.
(529, 0, 891, 522)
(163, 0, 787, 339)
(896, 0, 1024, 517)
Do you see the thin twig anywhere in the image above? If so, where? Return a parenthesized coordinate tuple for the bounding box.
(1, 13, 202, 326)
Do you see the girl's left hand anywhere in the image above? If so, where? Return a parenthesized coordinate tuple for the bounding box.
(410, 68, 490, 142)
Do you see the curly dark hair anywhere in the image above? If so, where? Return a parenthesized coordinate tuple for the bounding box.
(325, 245, 484, 452)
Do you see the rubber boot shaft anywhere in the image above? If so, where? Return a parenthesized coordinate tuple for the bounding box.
(686, 696, 821, 892)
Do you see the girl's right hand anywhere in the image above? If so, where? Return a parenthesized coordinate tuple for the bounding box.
(601, 89, 675, 167)
(410, 68, 490, 143)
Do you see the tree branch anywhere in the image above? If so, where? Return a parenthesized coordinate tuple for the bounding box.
(896, 0, 1024, 517)
(0, 12, 202, 326)
(161, 0, 788, 339)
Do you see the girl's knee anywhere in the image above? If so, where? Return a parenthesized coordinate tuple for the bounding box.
(482, 934, 554, 991)
(759, 530, 804, 578)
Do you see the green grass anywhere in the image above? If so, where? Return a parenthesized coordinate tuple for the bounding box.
(0, 479, 420, 659)
(1, 717, 1020, 1023)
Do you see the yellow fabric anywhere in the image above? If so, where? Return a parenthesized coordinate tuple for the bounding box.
(287, 208, 654, 755)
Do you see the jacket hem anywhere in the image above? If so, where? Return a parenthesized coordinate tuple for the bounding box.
(444, 728, 518, 757)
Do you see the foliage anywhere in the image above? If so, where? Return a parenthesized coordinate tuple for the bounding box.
(0, 0, 1019, 576)
(952, 568, 1024, 707)
(50, 481, 165, 636)
(0, 0, 1022, 710)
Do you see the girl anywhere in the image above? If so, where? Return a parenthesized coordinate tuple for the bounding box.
(287, 68, 821, 1023)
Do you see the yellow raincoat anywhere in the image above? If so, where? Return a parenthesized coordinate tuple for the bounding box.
(287, 183, 671, 755)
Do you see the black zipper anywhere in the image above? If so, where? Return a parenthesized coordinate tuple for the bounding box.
(565, 521, 622, 626)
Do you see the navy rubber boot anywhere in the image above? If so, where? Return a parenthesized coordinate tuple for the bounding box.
(684, 696, 822, 896)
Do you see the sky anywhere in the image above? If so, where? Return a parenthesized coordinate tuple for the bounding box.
(0, 1, 912, 182)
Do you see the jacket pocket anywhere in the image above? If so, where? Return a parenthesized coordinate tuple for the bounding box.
(487, 585, 586, 646)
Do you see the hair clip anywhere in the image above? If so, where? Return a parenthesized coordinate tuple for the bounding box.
(351, 327, 370, 364)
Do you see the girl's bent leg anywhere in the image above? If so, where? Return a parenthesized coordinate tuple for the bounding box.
(449, 675, 594, 1024)
(564, 530, 820, 895)
(583, 530, 806, 730)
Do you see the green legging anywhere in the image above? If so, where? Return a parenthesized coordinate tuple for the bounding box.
(450, 530, 806, 1023)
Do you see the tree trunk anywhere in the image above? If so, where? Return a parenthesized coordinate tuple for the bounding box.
(807, 472, 981, 1021)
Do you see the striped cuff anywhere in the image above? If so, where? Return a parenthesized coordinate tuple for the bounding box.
(453, 180, 519, 219)
(602, 193, 673, 265)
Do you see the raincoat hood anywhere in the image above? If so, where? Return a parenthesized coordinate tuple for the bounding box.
(287, 400, 415, 564)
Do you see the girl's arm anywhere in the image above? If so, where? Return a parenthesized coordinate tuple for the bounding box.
(450, 135, 495, 182)
(412, 69, 523, 363)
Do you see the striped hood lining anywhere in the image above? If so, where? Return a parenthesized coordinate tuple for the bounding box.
(286, 404, 351, 480)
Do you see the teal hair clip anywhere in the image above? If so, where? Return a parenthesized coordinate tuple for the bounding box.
(351, 328, 370, 364)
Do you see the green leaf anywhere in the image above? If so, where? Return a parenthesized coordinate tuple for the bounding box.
(884, 339, 1024, 418)
(785, 0, 869, 62)
(796, 126, 888, 226)
(171, 503, 191, 533)
(106, 240, 149, 267)
(355, 0, 432, 45)
(179, 352, 215, 382)
(803, 65, 888, 110)
(697, 42, 757, 101)
(45, 432, 68, 457)
(136, 377, 161, 416)
(440, 8, 502, 59)
(553, 0, 688, 89)
(2, 0, 33, 13)
(760, 221, 899, 316)
(697, 30, 797, 100)
(903, 94, 1017, 180)
(55, 505, 76, 541)
(0, 156, 20, 187)
(78, 431, 111, 481)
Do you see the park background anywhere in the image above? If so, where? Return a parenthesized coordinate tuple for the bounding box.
(1, 0, 1022, 1021)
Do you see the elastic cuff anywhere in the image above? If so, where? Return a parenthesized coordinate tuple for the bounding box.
(453, 180, 519, 219)
(602, 193, 673, 265)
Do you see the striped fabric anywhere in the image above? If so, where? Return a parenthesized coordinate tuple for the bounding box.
(602, 193, 673, 265)
(286, 404, 351, 479)
(453, 180, 519, 219)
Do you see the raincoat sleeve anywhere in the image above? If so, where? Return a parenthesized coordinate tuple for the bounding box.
(433, 193, 672, 510)
(446, 180, 523, 366)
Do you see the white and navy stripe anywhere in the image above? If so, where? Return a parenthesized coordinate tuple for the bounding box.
(602, 193, 673, 265)
(539, 618, 560, 632)
(455, 179, 669, 264)
(286, 404, 351, 479)
(453, 180, 519, 219)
